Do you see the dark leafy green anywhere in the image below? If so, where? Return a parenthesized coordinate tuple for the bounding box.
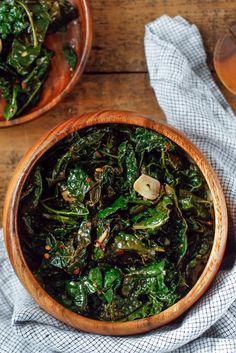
(133, 195, 173, 230)
(98, 196, 128, 219)
(111, 232, 164, 258)
(63, 44, 77, 72)
(19, 124, 214, 321)
(0, 0, 78, 120)
(67, 166, 92, 201)
(0, 1, 28, 39)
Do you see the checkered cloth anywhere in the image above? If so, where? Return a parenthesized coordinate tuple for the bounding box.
(1, 15, 236, 353)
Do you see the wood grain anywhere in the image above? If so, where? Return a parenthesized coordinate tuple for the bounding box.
(3, 111, 227, 335)
(87, 0, 236, 72)
(0, 72, 235, 224)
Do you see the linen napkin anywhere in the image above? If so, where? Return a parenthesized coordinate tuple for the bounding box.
(1, 15, 236, 353)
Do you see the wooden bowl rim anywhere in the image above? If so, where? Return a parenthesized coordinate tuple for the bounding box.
(3, 110, 228, 336)
(0, 0, 92, 128)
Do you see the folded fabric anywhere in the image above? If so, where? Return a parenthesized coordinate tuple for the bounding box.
(1, 15, 236, 353)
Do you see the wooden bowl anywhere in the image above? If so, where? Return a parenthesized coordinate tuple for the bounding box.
(3, 110, 228, 336)
(0, 0, 92, 128)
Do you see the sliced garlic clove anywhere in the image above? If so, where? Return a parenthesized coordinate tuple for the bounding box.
(133, 174, 161, 200)
(61, 189, 76, 202)
(95, 229, 109, 248)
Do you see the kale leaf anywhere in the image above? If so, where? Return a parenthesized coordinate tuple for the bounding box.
(63, 44, 77, 72)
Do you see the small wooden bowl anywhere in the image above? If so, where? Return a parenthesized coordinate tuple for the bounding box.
(3, 111, 228, 336)
(0, 0, 92, 128)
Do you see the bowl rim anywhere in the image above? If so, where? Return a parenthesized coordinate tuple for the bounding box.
(0, 0, 93, 128)
(3, 110, 228, 336)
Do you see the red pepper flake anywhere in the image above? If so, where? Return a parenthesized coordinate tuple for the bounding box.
(85, 177, 91, 183)
(15, 79, 19, 84)
(21, 81, 27, 90)
(59, 244, 65, 249)
(116, 249, 125, 255)
(165, 143, 171, 151)
(95, 151, 101, 158)
(73, 268, 80, 275)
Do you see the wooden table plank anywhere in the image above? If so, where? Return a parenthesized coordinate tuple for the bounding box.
(0, 72, 235, 224)
(87, 0, 236, 72)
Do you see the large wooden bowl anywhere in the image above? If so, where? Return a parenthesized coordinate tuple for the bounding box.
(3, 111, 228, 335)
(0, 0, 92, 128)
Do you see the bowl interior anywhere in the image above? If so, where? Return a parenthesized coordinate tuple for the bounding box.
(0, 0, 92, 127)
(3, 111, 228, 335)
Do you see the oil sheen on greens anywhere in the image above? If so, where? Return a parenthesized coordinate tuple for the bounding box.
(19, 125, 214, 322)
(0, 0, 77, 120)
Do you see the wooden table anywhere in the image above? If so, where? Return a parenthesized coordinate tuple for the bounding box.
(0, 0, 236, 225)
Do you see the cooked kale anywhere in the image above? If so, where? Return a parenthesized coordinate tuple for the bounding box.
(19, 125, 214, 321)
(0, 0, 77, 120)
(63, 44, 77, 72)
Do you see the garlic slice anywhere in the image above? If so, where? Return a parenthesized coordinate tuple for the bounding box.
(95, 229, 109, 248)
(133, 174, 161, 200)
(61, 189, 76, 202)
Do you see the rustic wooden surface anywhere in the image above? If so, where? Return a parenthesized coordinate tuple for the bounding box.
(0, 0, 236, 224)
